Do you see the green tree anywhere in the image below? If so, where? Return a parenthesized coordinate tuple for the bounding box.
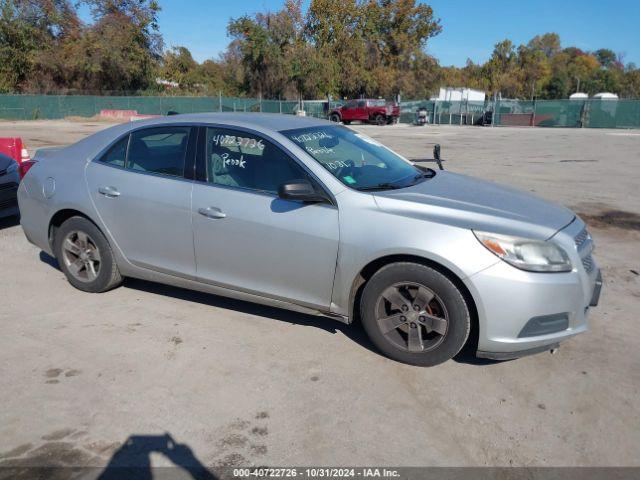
(79, 0, 162, 91)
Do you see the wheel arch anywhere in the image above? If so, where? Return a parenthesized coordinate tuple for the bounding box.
(348, 254, 480, 350)
(48, 208, 102, 251)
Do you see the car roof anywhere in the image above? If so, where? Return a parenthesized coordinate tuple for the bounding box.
(41, 113, 334, 165)
(129, 112, 330, 133)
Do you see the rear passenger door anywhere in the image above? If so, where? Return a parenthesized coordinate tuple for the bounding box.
(85, 125, 197, 278)
(191, 126, 340, 309)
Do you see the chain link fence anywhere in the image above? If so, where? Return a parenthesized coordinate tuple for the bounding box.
(0, 94, 638, 128)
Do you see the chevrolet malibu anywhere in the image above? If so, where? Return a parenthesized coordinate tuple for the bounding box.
(18, 113, 602, 366)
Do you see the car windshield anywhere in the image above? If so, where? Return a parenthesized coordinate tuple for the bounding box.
(281, 125, 423, 190)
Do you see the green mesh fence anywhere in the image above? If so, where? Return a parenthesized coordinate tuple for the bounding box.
(0, 94, 638, 128)
(586, 100, 640, 128)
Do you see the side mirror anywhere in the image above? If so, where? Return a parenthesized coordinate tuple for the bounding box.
(278, 180, 327, 203)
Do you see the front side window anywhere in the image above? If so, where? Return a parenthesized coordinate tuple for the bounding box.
(127, 127, 191, 177)
(281, 125, 423, 190)
(205, 128, 309, 194)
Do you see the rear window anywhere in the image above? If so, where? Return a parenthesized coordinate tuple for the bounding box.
(98, 126, 191, 178)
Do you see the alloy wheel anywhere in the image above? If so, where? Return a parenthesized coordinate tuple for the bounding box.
(61, 230, 102, 282)
(374, 282, 449, 352)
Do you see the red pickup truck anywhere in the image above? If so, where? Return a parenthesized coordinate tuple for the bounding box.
(329, 99, 400, 125)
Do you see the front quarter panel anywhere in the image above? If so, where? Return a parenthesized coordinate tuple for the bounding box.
(331, 189, 500, 316)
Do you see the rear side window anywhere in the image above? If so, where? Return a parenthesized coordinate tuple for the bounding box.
(100, 136, 128, 167)
(128, 127, 191, 177)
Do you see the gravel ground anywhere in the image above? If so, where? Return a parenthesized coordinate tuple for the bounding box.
(0, 119, 638, 472)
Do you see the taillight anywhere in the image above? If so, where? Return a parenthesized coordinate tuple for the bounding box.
(21, 147, 30, 163)
(19, 160, 37, 179)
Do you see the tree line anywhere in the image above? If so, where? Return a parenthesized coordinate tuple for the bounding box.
(1, 0, 639, 100)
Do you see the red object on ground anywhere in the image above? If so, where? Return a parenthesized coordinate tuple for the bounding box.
(100, 109, 139, 119)
(330, 99, 401, 125)
(0, 137, 30, 164)
(130, 114, 162, 121)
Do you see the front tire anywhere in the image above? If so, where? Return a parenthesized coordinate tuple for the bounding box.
(329, 113, 341, 123)
(360, 262, 470, 366)
(54, 216, 123, 293)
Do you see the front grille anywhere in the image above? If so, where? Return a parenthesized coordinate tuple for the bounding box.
(582, 254, 595, 273)
(0, 197, 18, 210)
(0, 182, 18, 192)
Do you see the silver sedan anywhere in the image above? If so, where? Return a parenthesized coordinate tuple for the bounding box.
(17, 113, 602, 366)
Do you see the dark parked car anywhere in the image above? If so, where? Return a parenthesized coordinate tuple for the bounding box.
(329, 99, 400, 125)
(0, 153, 20, 218)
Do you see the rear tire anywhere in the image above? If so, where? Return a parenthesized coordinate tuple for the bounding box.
(374, 113, 386, 126)
(54, 216, 123, 293)
(360, 262, 470, 366)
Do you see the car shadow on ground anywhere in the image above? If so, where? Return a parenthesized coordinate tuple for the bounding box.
(124, 277, 378, 354)
(38, 251, 378, 356)
(39, 250, 502, 367)
(0, 215, 19, 230)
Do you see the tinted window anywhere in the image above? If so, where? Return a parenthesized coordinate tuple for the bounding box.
(357, 100, 366, 108)
(205, 128, 309, 194)
(127, 127, 191, 177)
(100, 136, 128, 167)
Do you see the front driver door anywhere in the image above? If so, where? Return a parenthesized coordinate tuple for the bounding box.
(355, 100, 368, 121)
(191, 127, 339, 310)
(86, 125, 196, 278)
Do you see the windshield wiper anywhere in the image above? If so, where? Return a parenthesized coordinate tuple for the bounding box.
(356, 183, 402, 191)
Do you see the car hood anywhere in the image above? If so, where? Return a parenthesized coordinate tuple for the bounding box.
(372, 171, 575, 240)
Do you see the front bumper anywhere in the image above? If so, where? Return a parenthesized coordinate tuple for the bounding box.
(467, 259, 601, 359)
(477, 342, 560, 361)
(466, 217, 601, 359)
(0, 174, 20, 218)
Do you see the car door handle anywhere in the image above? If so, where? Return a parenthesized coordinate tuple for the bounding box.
(198, 207, 226, 219)
(98, 186, 120, 198)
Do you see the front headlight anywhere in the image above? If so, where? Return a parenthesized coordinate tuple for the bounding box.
(474, 231, 572, 272)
